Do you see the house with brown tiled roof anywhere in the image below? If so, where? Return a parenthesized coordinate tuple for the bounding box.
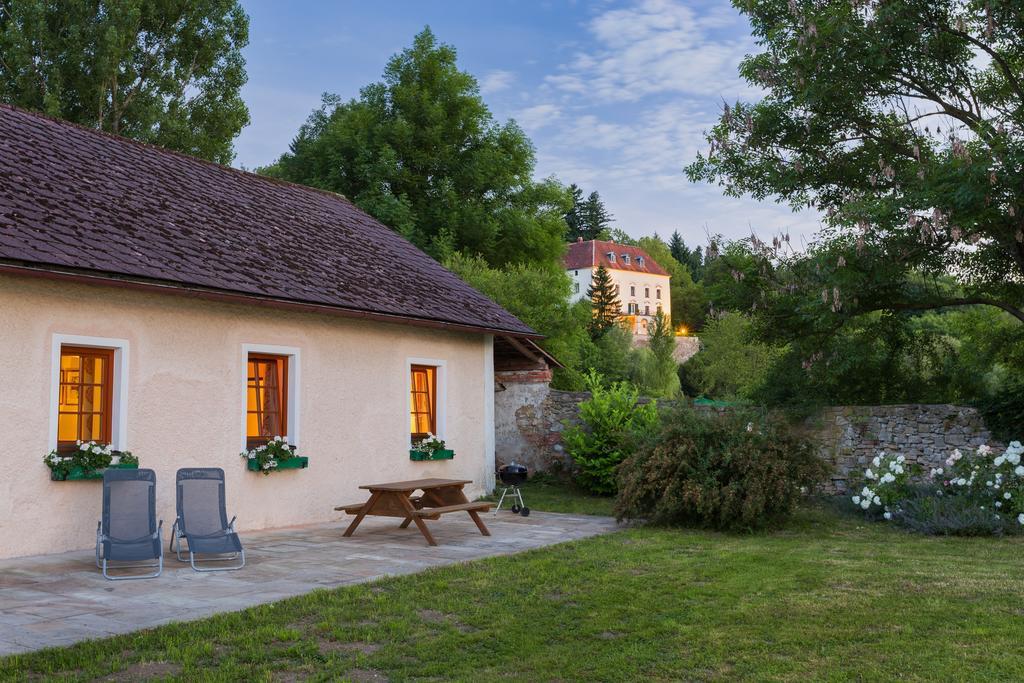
(0, 104, 546, 559)
(564, 238, 671, 336)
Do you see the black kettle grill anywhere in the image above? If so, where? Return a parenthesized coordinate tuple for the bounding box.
(495, 463, 529, 516)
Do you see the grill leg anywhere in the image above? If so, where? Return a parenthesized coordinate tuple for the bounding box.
(493, 486, 509, 516)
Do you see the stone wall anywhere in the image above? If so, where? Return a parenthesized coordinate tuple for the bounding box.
(809, 405, 998, 493)
(493, 382, 998, 493)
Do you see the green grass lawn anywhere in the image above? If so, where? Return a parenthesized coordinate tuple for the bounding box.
(5, 493, 1024, 681)
(483, 473, 615, 516)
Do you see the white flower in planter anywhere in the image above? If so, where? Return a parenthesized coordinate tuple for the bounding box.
(978, 444, 993, 456)
(872, 455, 881, 468)
(1015, 466, 1024, 477)
(860, 499, 871, 510)
(873, 496, 881, 505)
(852, 496, 861, 505)
(864, 468, 876, 480)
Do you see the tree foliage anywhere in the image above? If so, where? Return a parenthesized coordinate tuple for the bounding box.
(269, 28, 568, 267)
(587, 264, 622, 339)
(0, 0, 250, 163)
(687, 0, 1024, 349)
(669, 230, 705, 281)
(632, 309, 682, 398)
(443, 252, 591, 387)
(565, 184, 613, 241)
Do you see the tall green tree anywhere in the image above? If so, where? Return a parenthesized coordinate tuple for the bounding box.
(587, 265, 621, 339)
(687, 0, 1024, 347)
(581, 191, 613, 238)
(632, 309, 681, 397)
(565, 183, 585, 241)
(0, 0, 250, 163)
(669, 231, 688, 264)
(269, 28, 568, 267)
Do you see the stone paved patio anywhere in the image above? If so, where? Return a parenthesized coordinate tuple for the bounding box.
(0, 511, 618, 656)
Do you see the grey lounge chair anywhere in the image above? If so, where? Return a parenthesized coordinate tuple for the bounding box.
(95, 468, 163, 580)
(170, 468, 244, 571)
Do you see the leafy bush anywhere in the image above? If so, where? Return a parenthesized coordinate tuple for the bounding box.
(562, 371, 660, 494)
(977, 375, 1024, 444)
(892, 485, 1009, 536)
(615, 408, 829, 530)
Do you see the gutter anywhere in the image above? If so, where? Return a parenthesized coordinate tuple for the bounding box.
(0, 262, 544, 340)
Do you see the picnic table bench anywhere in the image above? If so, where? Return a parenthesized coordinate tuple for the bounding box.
(335, 478, 491, 546)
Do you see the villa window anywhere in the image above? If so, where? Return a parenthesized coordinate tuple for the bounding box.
(638, 256, 645, 267)
(607, 252, 616, 263)
(410, 365, 438, 439)
(645, 305, 650, 315)
(645, 287, 650, 297)
(623, 254, 630, 264)
(574, 282, 580, 293)
(247, 354, 288, 447)
(57, 346, 113, 451)
(656, 289, 661, 300)
(630, 285, 636, 296)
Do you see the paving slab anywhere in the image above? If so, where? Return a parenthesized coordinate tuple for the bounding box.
(0, 511, 618, 656)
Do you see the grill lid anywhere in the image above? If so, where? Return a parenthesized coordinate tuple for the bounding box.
(499, 463, 528, 474)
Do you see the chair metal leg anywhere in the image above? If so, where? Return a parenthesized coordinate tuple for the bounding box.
(188, 548, 245, 572)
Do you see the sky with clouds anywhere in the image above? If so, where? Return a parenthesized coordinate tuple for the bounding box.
(235, 0, 823, 247)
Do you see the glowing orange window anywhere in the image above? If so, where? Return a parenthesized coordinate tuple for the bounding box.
(410, 365, 437, 439)
(58, 347, 114, 451)
(247, 354, 288, 447)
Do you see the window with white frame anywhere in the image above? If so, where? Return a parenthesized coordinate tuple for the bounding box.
(50, 335, 129, 453)
(242, 344, 300, 449)
(407, 358, 446, 443)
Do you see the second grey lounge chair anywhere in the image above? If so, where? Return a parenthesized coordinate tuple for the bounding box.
(96, 468, 163, 580)
(171, 468, 245, 571)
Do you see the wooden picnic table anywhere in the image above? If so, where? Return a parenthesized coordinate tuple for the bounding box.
(335, 478, 491, 546)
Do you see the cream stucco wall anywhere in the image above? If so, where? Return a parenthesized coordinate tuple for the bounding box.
(567, 266, 671, 334)
(0, 273, 494, 559)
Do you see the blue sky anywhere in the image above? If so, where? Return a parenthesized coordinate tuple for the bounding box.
(235, 0, 822, 247)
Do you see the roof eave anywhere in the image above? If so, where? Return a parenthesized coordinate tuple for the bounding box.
(0, 261, 543, 340)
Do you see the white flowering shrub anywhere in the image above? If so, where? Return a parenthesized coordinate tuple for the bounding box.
(851, 452, 918, 520)
(852, 441, 1024, 535)
(412, 433, 447, 454)
(241, 436, 299, 474)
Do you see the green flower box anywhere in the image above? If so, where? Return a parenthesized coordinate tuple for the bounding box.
(409, 449, 455, 462)
(50, 461, 139, 482)
(246, 456, 309, 472)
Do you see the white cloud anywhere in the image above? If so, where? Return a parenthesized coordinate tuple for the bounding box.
(546, 0, 759, 102)
(513, 104, 563, 132)
(519, 0, 820, 244)
(480, 69, 516, 94)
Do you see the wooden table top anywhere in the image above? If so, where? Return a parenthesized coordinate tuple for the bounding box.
(359, 478, 472, 492)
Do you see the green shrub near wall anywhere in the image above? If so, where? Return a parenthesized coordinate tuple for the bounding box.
(615, 408, 829, 530)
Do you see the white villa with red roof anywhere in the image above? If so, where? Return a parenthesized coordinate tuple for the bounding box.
(565, 239, 671, 336)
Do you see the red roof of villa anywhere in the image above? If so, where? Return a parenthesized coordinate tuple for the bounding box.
(0, 104, 538, 338)
(564, 239, 670, 276)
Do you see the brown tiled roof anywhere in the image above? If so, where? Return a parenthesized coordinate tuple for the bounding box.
(564, 239, 669, 276)
(0, 104, 537, 337)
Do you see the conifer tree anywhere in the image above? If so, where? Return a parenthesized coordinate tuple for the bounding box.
(587, 265, 621, 339)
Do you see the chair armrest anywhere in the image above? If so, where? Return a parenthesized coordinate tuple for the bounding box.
(228, 515, 237, 532)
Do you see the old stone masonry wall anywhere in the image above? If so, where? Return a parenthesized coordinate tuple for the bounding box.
(494, 381, 999, 494)
(811, 405, 999, 493)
